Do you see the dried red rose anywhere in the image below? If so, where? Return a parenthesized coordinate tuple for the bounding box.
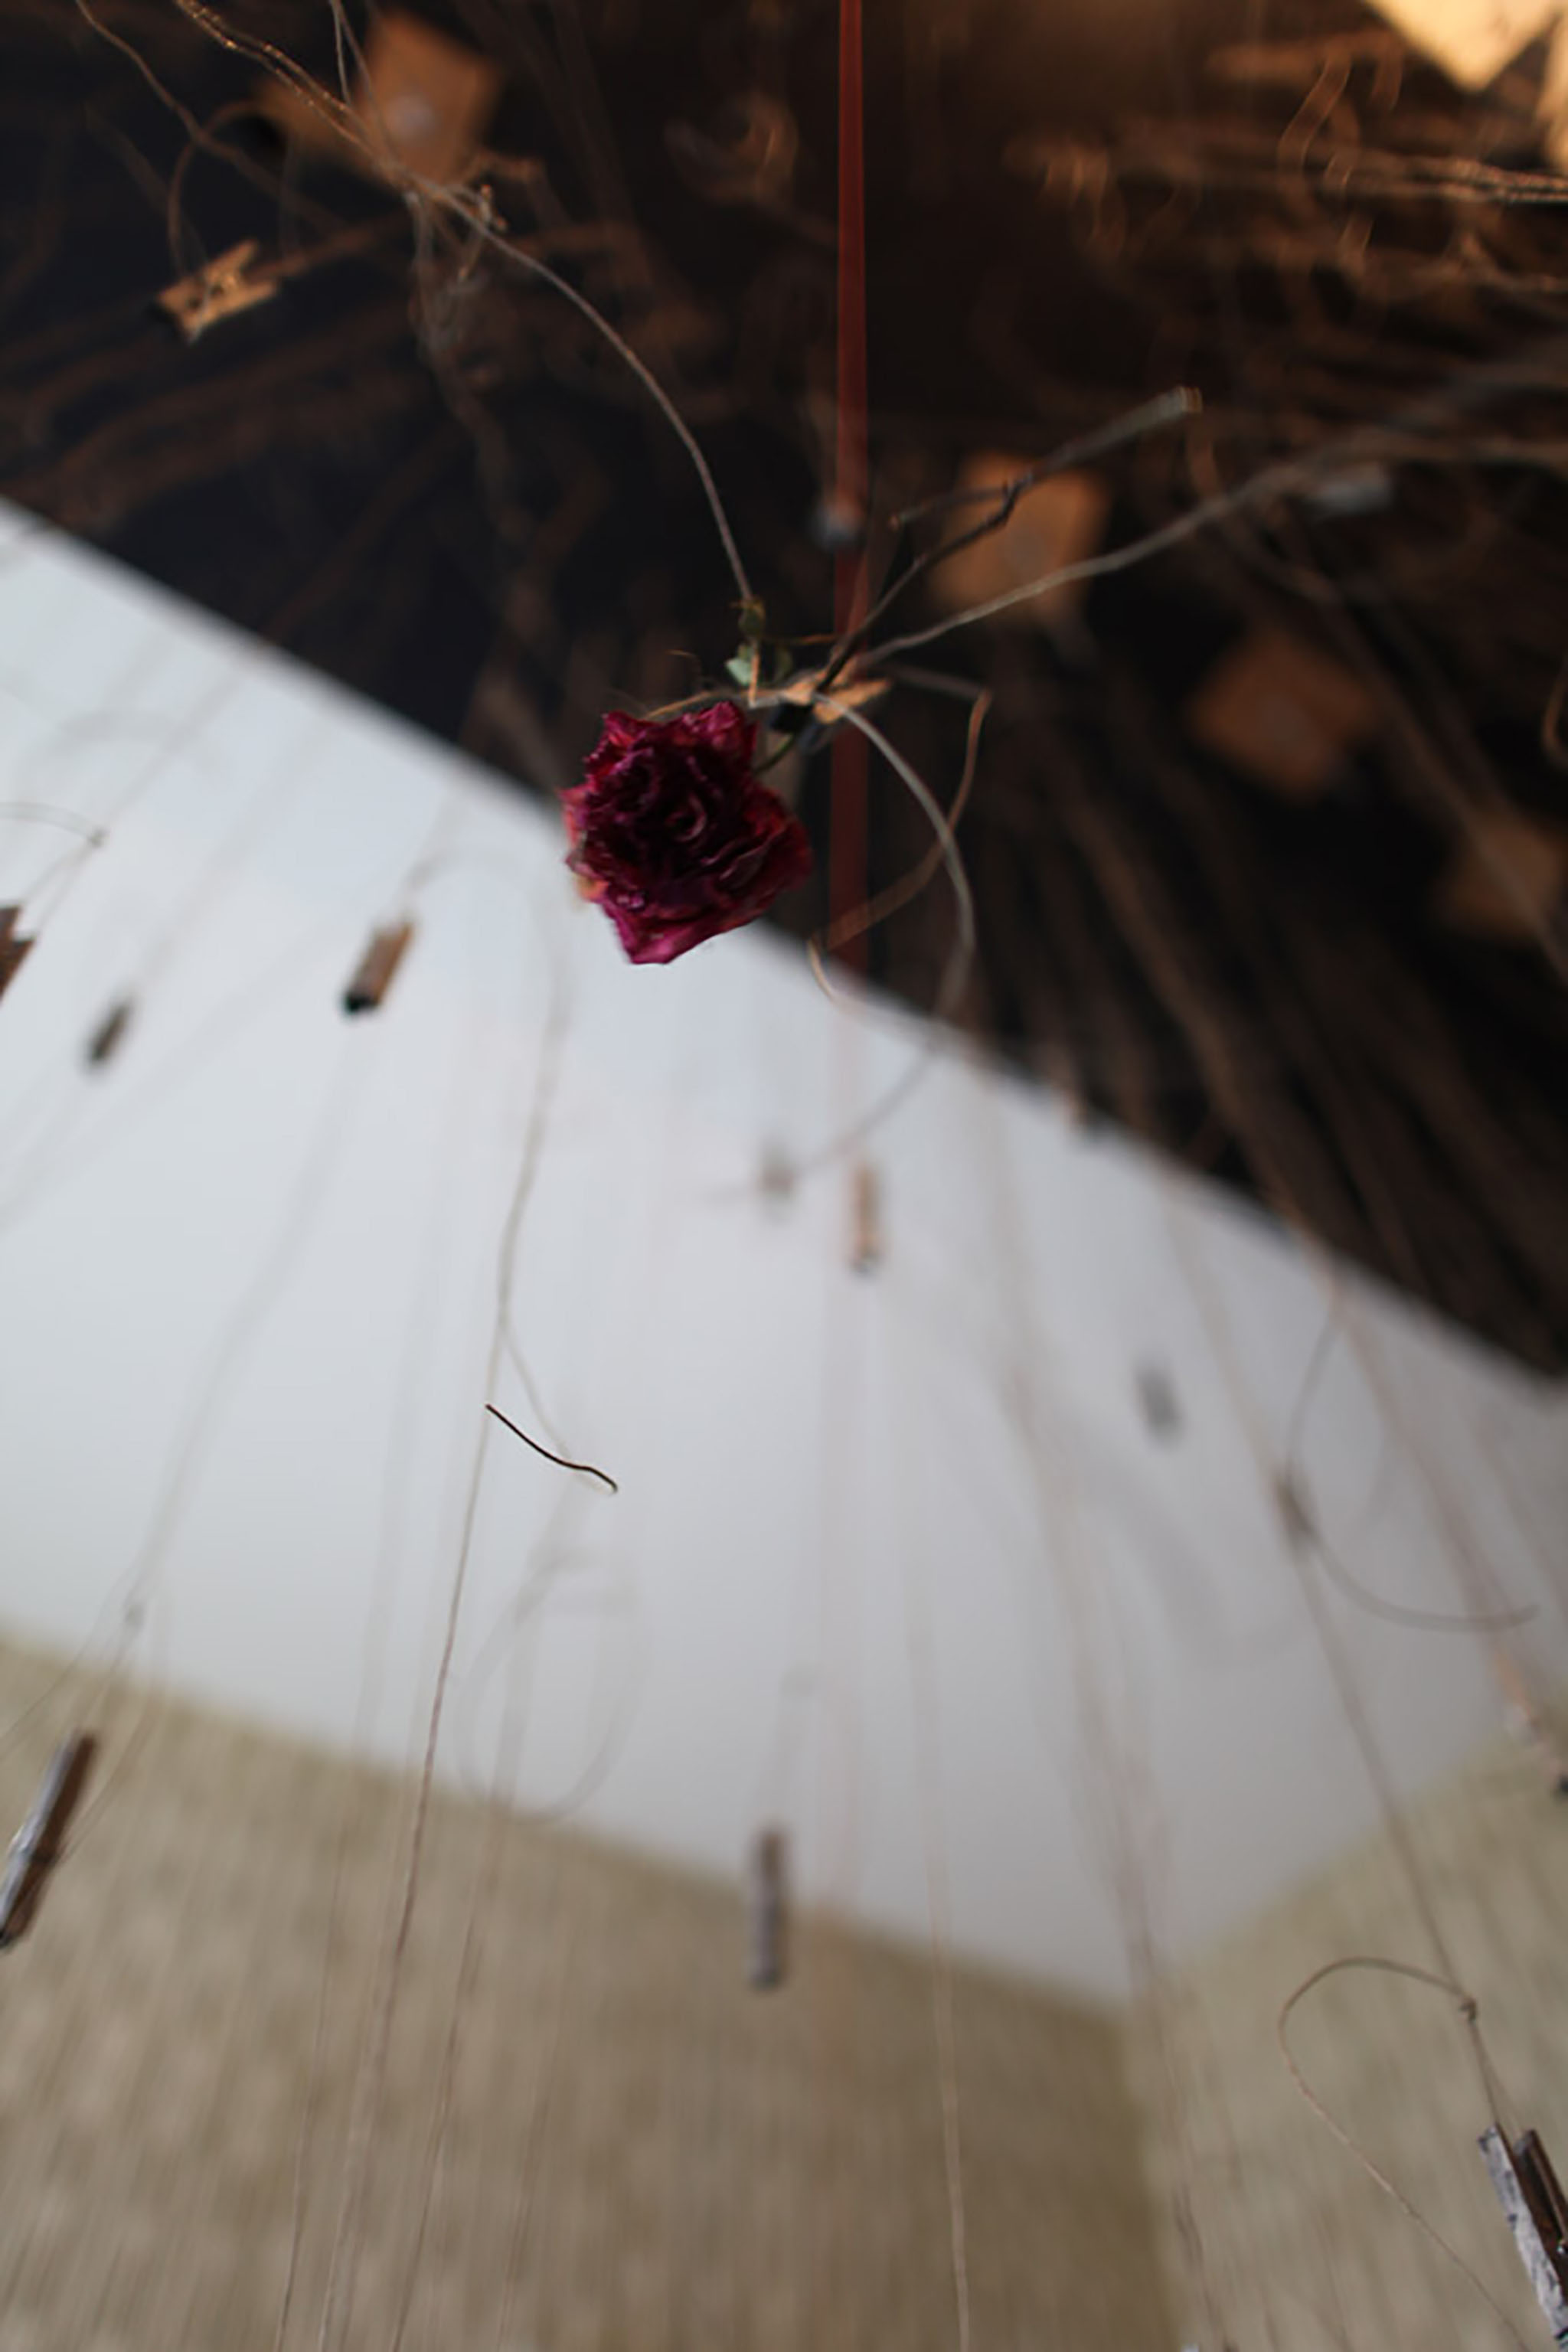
(563, 701, 813, 965)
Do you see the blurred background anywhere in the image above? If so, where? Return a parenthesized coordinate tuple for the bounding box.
(0, 1, 1565, 2347)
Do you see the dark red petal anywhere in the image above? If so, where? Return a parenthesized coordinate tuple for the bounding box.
(564, 702, 812, 963)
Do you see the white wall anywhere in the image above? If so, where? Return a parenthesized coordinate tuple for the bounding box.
(0, 506, 1562, 1998)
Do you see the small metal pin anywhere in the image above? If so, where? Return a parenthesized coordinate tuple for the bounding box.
(342, 919, 416, 1014)
(746, 1826, 790, 1991)
(0, 1733, 98, 1950)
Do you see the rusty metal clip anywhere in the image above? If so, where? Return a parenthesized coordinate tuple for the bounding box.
(851, 1161, 882, 1275)
(0, 905, 34, 1003)
(1481, 2125, 1568, 2346)
(342, 919, 416, 1014)
(746, 1826, 789, 1991)
(0, 1734, 98, 1949)
(85, 998, 135, 1067)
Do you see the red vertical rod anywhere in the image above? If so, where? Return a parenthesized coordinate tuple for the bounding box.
(830, 0, 870, 973)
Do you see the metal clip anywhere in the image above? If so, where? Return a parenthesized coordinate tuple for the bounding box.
(746, 1826, 790, 1990)
(1481, 2125, 1568, 2347)
(85, 998, 135, 1068)
(1135, 1361, 1182, 1441)
(850, 1161, 881, 1275)
(758, 1143, 796, 1207)
(0, 1733, 98, 1949)
(1273, 1468, 1316, 1553)
(342, 919, 416, 1014)
(156, 241, 279, 344)
(0, 905, 34, 1002)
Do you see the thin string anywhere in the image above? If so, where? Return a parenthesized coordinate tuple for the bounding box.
(1164, 1196, 1524, 2086)
(1278, 1957, 1530, 2352)
(862, 385, 1565, 663)
(867, 459, 1324, 659)
(807, 1134, 867, 2345)
(128, 709, 335, 1005)
(1279, 1313, 1535, 1636)
(819, 386, 1200, 691)
(896, 1426, 972, 2351)
(312, 1321, 501, 2352)
(0, 931, 366, 1806)
(1331, 1291, 1541, 1637)
(62, 1027, 374, 1855)
(786, 693, 977, 1178)
(313, 925, 570, 2352)
(0, 624, 182, 920)
(975, 1096, 1229, 2344)
(489, 1847, 581, 2352)
(15, 654, 256, 936)
(695, 676, 987, 1203)
(106, 0, 756, 614)
(452, 1545, 642, 1824)
(150, 1735, 299, 2349)
(813, 686, 991, 969)
(1058, 745, 1539, 1658)
(1291, 1498, 1466, 1986)
(0, 713, 331, 1236)
(0, 906, 351, 1239)
(1468, 1411, 1568, 1642)
(0, 802, 106, 846)
(385, 1748, 515, 2350)
(271, 958, 498, 2352)
(484, 1403, 618, 1493)
(1307, 1508, 1535, 1637)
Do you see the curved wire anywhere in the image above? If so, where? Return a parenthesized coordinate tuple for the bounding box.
(1278, 1955, 1529, 2352)
(484, 1403, 618, 1494)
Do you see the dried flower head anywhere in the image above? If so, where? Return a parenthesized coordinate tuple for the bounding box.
(564, 702, 812, 964)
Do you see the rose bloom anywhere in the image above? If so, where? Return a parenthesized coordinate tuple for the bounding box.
(563, 702, 813, 965)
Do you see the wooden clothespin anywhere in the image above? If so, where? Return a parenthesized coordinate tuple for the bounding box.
(342, 919, 416, 1014)
(156, 241, 279, 344)
(260, 12, 501, 189)
(758, 1143, 796, 1207)
(1135, 1361, 1183, 1442)
(850, 1160, 881, 1275)
(1186, 627, 1378, 800)
(1481, 2125, 1568, 2347)
(1273, 1468, 1316, 1553)
(85, 998, 134, 1068)
(0, 1733, 97, 1950)
(926, 456, 1111, 633)
(746, 1826, 790, 1991)
(0, 905, 34, 1003)
(1432, 812, 1568, 947)
(1492, 1649, 1568, 1797)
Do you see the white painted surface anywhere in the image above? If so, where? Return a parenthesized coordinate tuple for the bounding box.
(1361, 0, 1563, 88)
(0, 507, 1562, 1997)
